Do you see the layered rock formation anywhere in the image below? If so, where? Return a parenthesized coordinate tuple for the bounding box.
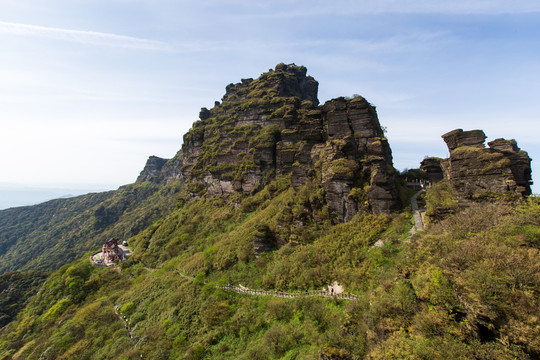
(137, 156, 168, 183)
(432, 129, 532, 204)
(420, 157, 444, 183)
(136, 152, 183, 184)
(180, 63, 400, 221)
(441, 129, 487, 151)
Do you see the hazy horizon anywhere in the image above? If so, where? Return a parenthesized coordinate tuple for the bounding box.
(0, 183, 116, 210)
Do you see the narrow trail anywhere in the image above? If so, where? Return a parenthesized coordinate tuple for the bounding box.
(410, 189, 426, 235)
(217, 284, 359, 301)
(113, 306, 134, 341)
(176, 270, 359, 301)
(113, 305, 143, 357)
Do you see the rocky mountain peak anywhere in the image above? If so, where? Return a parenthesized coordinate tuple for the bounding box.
(136, 152, 184, 185)
(137, 156, 168, 183)
(179, 64, 400, 221)
(219, 63, 319, 107)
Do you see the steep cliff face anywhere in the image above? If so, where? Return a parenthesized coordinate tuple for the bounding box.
(137, 156, 168, 183)
(180, 63, 400, 221)
(437, 129, 532, 204)
(136, 152, 184, 184)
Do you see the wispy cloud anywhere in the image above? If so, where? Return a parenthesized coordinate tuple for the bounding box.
(226, 0, 540, 17)
(0, 21, 171, 50)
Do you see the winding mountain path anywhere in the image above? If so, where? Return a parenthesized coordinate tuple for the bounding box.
(410, 189, 426, 234)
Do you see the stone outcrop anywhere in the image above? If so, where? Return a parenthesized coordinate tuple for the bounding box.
(438, 129, 532, 204)
(420, 157, 445, 183)
(441, 129, 486, 151)
(180, 63, 400, 221)
(137, 156, 168, 183)
(136, 152, 184, 184)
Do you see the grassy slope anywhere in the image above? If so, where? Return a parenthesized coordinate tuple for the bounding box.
(0, 271, 48, 328)
(0, 180, 183, 329)
(0, 191, 114, 273)
(0, 179, 538, 359)
(0, 180, 184, 274)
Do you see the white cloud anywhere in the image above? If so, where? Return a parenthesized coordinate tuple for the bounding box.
(0, 20, 171, 50)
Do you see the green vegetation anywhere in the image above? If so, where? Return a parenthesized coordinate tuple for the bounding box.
(0, 179, 183, 333)
(450, 146, 484, 157)
(0, 180, 183, 274)
(1, 173, 537, 358)
(0, 191, 113, 273)
(324, 158, 358, 179)
(0, 271, 47, 327)
(424, 180, 459, 221)
(400, 168, 428, 181)
(482, 158, 512, 173)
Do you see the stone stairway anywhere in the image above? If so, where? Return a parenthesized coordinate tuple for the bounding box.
(410, 189, 425, 234)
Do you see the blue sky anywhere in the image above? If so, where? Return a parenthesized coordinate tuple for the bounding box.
(1, 0, 539, 194)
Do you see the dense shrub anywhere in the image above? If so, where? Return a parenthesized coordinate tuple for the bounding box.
(1, 181, 538, 359)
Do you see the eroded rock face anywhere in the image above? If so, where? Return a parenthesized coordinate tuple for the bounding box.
(420, 157, 445, 183)
(440, 129, 532, 204)
(180, 63, 400, 221)
(441, 129, 486, 152)
(136, 152, 184, 184)
(137, 156, 168, 183)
